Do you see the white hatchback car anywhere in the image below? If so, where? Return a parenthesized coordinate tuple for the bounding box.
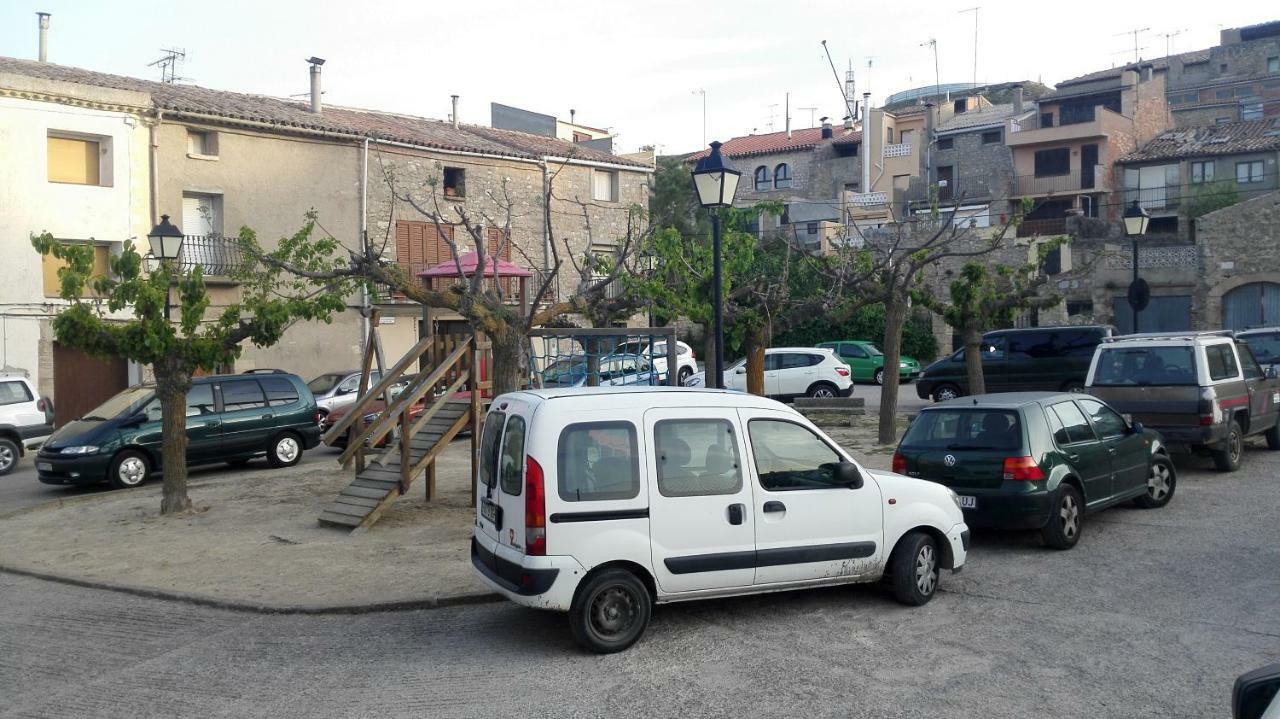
(686, 347, 854, 400)
(613, 339, 697, 385)
(471, 387, 970, 653)
(0, 374, 55, 476)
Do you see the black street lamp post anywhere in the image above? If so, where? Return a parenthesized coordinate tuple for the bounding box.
(691, 141, 741, 389)
(148, 214, 185, 321)
(1123, 200, 1150, 334)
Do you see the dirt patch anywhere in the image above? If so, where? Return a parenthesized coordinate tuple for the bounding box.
(0, 418, 897, 609)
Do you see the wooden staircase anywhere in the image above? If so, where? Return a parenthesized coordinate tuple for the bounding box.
(318, 328, 488, 532)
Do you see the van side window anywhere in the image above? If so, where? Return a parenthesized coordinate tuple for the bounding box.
(0, 381, 32, 405)
(1048, 401, 1096, 444)
(654, 419, 743, 497)
(221, 380, 267, 411)
(499, 415, 526, 496)
(748, 420, 844, 491)
(478, 412, 505, 490)
(558, 422, 640, 502)
(258, 377, 299, 407)
(187, 384, 216, 416)
(1205, 344, 1240, 381)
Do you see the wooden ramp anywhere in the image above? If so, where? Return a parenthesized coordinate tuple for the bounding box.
(317, 327, 488, 533)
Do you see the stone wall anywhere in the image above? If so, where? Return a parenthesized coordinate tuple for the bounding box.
(1197, 189, 1280, 328)
(931, 127, 1015, 209)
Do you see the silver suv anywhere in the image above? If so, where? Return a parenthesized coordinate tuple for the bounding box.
(0, 374, 55, 475)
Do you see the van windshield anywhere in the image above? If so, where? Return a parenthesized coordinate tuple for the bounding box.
(901, 409, 1023, 451)
(1093, 347, 1197, 386)
(1242, 332, 1280, 363)
(307, 373, 346, 394)
(81, 386, 155, 421)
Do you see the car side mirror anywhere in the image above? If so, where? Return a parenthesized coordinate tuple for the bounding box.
(335, 386, 353, 396)
(122, 414, 146, 429)
(735, 367, 746, 374)
(1129, 421, 1144, 435)
(1234, 664, 1280, 719)
(835, 461, 863, 489)
(1267, 367, 1279, 380)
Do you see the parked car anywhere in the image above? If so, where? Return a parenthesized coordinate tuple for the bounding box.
(471, 386, 969, 653)
(1237, 326, 1280, 377)
(1086, 331, 1280, 471)
(686, 347, 853, 400)
(308, 370, 381, 426)
(613, 339, 697, 385)
(1234, 663, 1280, 719)
(0, 374, 54, 476)
(916, 325, 1114, 402)
(539, 354, 657, 388)
(893, 392, 1174, 550)
(36, 374, 321, 489)
(323, 373, 422, 448)
(817, 340, 921, 385)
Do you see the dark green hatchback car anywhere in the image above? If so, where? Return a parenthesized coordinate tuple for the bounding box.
(37, 373, 321, 489)
(893, 392, 1175, 549)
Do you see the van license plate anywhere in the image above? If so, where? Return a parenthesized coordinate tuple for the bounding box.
(958, 495, 977, 509)
(480, 498, 502, 529)
(37, 462, 53, 472)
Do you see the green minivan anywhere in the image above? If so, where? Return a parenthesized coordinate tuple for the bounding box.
(36, 373, 321, 489)
(817, 340, 922, 385)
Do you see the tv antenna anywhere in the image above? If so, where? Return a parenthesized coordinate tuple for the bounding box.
(1114, 27, 1150, 63)
(798, 106, 818, 126)
(820, 40, 857, 123)
(766, 103, 779, 132)
(1157, 29, 1187, 57)
(147, 48, 189, 84)
(959, 7, 980, 87)
(920, 38, 940, 99)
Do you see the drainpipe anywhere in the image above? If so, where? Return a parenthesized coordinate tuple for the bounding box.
(861, 93, 872, 196)
(36, 12, 49, 62)
(149, 109, 163, 225)
(360, 136, 370, 359)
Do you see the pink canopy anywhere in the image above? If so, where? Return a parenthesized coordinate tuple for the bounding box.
(417, 252, 533, 279)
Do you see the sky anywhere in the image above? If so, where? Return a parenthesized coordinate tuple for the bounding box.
(0, 0, 1274, 156)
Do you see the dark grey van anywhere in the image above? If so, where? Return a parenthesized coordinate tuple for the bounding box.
(916, 326, 1114, 402)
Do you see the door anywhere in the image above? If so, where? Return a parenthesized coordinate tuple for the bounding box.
(839, 343, 873, 382)
(1045, 400, 1113, 504)
(52, 343, 129, 426)
(1077, 398, 1146, 496)
(742, 410, 883, 585)
(645, 408, 756, 593)
(777, 352, 820, 397)
(978, 337, 1013, 392)
(762, 353, 783, 397)
(1239, 343, 1280, 434)
(215, 379, 274, 455)
(1005, 331, 1053, 391)
(1081, 144, 1099, 190)
(131, 384, 222, 463)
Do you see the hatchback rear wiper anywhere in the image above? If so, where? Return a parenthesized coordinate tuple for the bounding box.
(945, 443, 998, 450)
(81, 415, 108, 421)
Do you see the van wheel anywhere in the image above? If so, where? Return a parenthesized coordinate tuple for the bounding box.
(1264, 421, 1280, 451)
(0, 437, 19, 476)
(1210, 420, 1244, 472)
(678, 366, 693, 386)
(807, 382, 838, 399)
(888, 531, 940, 606)
(569, 568, 652, 654)
(1040, 484, 1083, 550)
(1133, 456, 1176, 509)
(267, 432, 303, 468)
(932, 384, 961, 402)
(108, 450, 150, 489)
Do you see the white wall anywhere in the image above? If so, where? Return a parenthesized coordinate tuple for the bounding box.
(0, 93, 150, 395)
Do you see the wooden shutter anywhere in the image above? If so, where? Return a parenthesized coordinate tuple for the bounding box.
(486, 227, 511, 260)
(47, 136, 99, 185)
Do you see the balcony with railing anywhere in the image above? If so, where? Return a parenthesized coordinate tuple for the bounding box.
(1012, 166, 1110, 198)
(1122, 185, 1181, 212)
(374, 262, 558, 306)
(882, 142, 912, 158)
(174, 235, 247, 278)
(1015, 217, 1068, 238)
(1006, 106, 1128, 146)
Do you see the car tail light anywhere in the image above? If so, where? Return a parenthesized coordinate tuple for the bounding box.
(892, 452, 907, 474)
(525, 455, 546, 556)
(834, 366, 850, 377)
(1002, 456, 1046, 481)
(316, 410, 324, 427)
(37, 398, 48, 412)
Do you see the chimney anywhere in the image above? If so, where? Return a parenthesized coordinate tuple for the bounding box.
(451, 95, 459, 129)
(843, 115, 854, 131)
(37, 12, 49, 62)
(785, 92, 791, 139)
(307, 57, 325, 114)
(569, 108, 575, 125)
(1122, 68, 1140, 88)
(820, 117, 833, 139)
(1012, 84, 1024, 114)
(1141, 64, 1153, 82)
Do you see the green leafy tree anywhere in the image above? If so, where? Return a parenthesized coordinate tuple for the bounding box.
(32, 218, 355, 514)
(648, 155, 707, 239)
(917, 241, 1065, 395)
(1184, 180, 1239, 219)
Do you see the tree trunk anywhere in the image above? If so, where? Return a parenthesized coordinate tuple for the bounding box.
(744, 326, 766, 396)
(702, 326, 718, 388)
(154, 359, 193, 515)
(585, 336, 602, 388)
(877, 301, 908, 445)
(489, 325, 525, 397)
(963, 326, 986, 396)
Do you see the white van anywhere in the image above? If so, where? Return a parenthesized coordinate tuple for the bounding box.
(471, 387, 970, 653)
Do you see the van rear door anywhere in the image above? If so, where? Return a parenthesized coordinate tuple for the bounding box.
(475, 408, 510, 548)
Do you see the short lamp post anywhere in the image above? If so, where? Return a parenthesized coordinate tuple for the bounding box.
(691, 141, 740, 389)
(147, 214, 185, 321)
(1123, 200, 1150, 334)
(639, 251, 659, 329)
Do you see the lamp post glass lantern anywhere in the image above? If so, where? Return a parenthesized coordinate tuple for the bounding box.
(691, 141, 741, 389)
(148, 214, 185, 321)
(1123, 200, 1150, 334)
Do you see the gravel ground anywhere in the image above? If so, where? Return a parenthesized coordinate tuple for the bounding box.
(2, 441, 1278, 717)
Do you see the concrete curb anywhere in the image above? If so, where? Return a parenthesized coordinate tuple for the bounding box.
(0, 564, 502, 615)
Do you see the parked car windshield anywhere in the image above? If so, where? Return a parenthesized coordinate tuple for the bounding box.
(82, 386, 155, 421)
(1093, 347, 1197, 386)
(307, 373, 346, 394)
(901, 409, 1023, 451)
(1241, 332, 1280, 363)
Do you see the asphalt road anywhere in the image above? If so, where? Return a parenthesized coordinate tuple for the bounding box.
(0, 446, 337, 514)
(3, 443, 1278, 718)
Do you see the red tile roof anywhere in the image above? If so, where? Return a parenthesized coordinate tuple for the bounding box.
(0, 56, 648, 168)
(686, 127, 860, 162)
(1118, 120, 1280, 162)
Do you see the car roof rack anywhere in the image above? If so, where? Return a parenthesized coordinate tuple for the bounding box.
(1101, 330, 1235, 343)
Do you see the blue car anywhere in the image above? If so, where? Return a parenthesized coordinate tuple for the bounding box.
(540, 353, 658, 388)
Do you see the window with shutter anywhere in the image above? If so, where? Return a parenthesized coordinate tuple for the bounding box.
(592, 170, 618, 202)
(47, 135, 102, 185)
